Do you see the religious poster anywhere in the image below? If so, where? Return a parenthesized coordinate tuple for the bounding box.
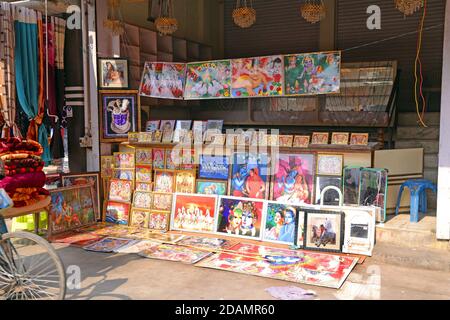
(139, 62, 186, 100)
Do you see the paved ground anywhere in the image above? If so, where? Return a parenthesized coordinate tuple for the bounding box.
(51, 244, 450, 300)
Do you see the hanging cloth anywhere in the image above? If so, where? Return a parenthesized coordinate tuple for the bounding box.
(13, 7, 51, 163)
(0, 2, 21, 138)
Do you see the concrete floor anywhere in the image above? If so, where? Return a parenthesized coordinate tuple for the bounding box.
(52, 243, 450, 300)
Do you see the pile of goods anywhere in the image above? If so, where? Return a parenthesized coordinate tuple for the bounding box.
(0, 138, 48, 207)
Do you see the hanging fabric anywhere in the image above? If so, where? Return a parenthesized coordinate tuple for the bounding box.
(0, 2, 21, 138)
(13, 6, 51, 163)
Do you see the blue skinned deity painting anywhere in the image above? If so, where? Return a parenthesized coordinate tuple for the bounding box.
(199, 155, 230, 180)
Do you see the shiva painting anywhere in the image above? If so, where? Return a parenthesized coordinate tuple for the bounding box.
(231, 56, 284, 98)
(139, 62, 185, 100)
(271, 153, 314, 205)
(229, 153, 270, 200)
(263, 202, 304, 246)
(284, 51, 341, 96)
(216, 196, 265, 240)
(184, 60, 232, 99)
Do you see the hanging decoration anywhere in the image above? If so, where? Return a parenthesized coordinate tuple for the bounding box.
(155, 0, 178, 36)
(301, 0, 326, 24)
(395, 0, 424, 16)
(104, 0, 124, 36)
(232, 0, 256, 29)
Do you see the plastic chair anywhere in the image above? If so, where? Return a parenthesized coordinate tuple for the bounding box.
(395, 179, 437, 223)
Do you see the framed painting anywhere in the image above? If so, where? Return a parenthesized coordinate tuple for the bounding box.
(204, 120, 224, 142)
(153, 170, 175, 193)
(331, 132, 349, 145)
(151, 130, 162, 143)
(108, 179, 133, 203)
(135, 148, 153, 166)
(135, 165, 152, 183)
(99, 90, 140, 143)
(175, 170, 196, 194)
(359, 168, 388, 222)
(343, 166, 362, 205)
(199, 155, 230, 180)
(171, 193, 218, 233)
(152, 192, 173, 211)
(173, 120, 193, 143)
(196, 179, 228, 196)
(215, 196, 265, 240)
(193, 120, 207, 145)
(210, 133, 226, 146)
(304, 210, 344, 253)
(279, 135, 294, 148)
(316, 154, 343, 176)
(293, 135, 310, 148)
(100, 156, 114, 178)
(98, 58, 129, 89)
(48, 185, 97, 235)
(160, 120, 176, 143)
(130, 209, 150, 228)
(284, 51, 341, 96)
(112, 168, 135, 181)
(342, 207, 376, 256)
(315, 176, 342, 205)
(311, 132, 329, 145)
(231, 55, 284, 98)
(83, 237, 135, 253)
(267, 134, 279, 147)
(236, 130, 254, 146)
(148, 211, 170, 231)
(180, 148, 197, 170)
(262, 201, 304, 246)
(132, 191, 153, 210)
(184, 60, 232, 99)
(271, 153, 315, 205)
(105, 201, 131, 225)
(138, 132, 153, 143)
(152, 148, 166, 170)
(145, 120, 161, 133)
(350, 133, 369, 146)
(229, 152, 271, 200)
(113, 152, 135, 169)
(61, 173, 101, 220)
(128, 132, 139, 143)
(139, 62, 185, 100)
(136, 182, 153, 193)
(165, 148, 181, 170)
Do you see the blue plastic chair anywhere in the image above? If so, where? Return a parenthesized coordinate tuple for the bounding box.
(395, 179, 437, 223)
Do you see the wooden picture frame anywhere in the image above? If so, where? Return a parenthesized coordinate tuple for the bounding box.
(316, 153, 344, 176)
(293, 135, 310, 148)
(135, 148, 153, 166)
(303, 209, 344, 253)
(196, 179, 228, 196)
(311, 132, 329, 145)
(153, 170, 176, 193)
(152, 192, 174, 211)
(98, 58, 129, 89)
(350, 133, 369, 146)
(130, 208, 151, 228)
(278, 135, 294, 148)
(331, 132, 350, 145)
(148, 210, 170, 231)
(108, 179, 134, 203)
(105, 201, 131, 226)
(113, 152, 135, 169)
(132, 191, 153, 210)
(174, 170, 197, 194)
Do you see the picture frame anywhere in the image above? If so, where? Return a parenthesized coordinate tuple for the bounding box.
(199, 155, 230, 180)
(165, 148, 181, 170)
(266, 134, 279, 147)
(112, 168, 135, 181)
(151, 130, 162, 143)
(113, 152, 135, 169)
(145, 120, 161, 133)
(153, 170, 175, 193)
(303, 210, 344, 253)
(315, 176, 342, 205)
(148, 211, 170, 231)
(99, 90, 140, 143)
(100, 156, 114, 178)
(350, 133, 369, 146)
(171, 193, 218, 233)
(136, 182, 153, 193)
(193, 120, 207, 145)
(196, 179, 228, 196)
(270, 153, 315, 205)
(215, 196, 266, 240)
(135, 148, 153, 166)
(108, 179, 134, 203)
(316, 154, 343, 176)
(105, 201, 131, 225)
(61, 172, 101, 220)
(180, 148, 197, 170)
(160, 120, 176, 143)
(262, 201, 305, 246)
(343, 166, 362, 205)
(293, 135, 310, 148)
(174, 170, 196, 194)
(128, 132, 139, 143)
(342, 207, 376, 256)
(132, 191, 153, 210)
(331, 132, 350, 145)
(139, 62, 186, 100)
(278, 135, 294, 148)
(173, 120, 192, 143)
(135, 165, 153, 183)
(138, 132, 153, 143)
(152, 148, 166, 170)
(130, 208, 151, 228)
(98, 58, 129, 89)
(152, 192, 174, 211)
(358, 168, 388, 222)
(210, 133, 226, 146)
(311, 132, 329, 145)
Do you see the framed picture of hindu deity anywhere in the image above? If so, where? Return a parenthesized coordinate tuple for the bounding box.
(174, 170, 196, 194)
(135, 148, 153, 166)
(196, 179, 228, 196)
(215, 196, 266, 240)
(303, 210, 344, 253)
(199, 155, 230, 180)
(350, 133, 369, 146)
(98, 58, 129, 89)
(100, 156, 114, 178)
(293, 136, 310, 148)
(128, 132, 139, 143)
(171, 193, 218, 233)
(112, 168, 135, 181)
(99, 90, 140, 143)
(136, 182, 153, 193)
(148, 211, 170, 231)
(113, 152, 135, 169)
(278, 135, 294, 148)
(152, 192, 173, 211)
(135, 165, 152, 183)
(165, 148, 181, 170)
(229, 152, 271, 200)
(262, 201, 305, 246)
(108, 179, 133, 203)
(132, 191, 153, 210)
(152, 148, 166, 170)
(331, 132, 350, 145)
(130, 209, 150, 228)
(316, 154, 343, 176)
(153, 170, 175, 193)
(160, 120, 176, 143)
(311, 132, 329, 145)
(270, 153, 315, 205)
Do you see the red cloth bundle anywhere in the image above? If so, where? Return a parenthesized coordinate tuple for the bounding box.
(9, 187, 50, 208)
(0, 171, 46, 193)
(0, 138, 43, 156)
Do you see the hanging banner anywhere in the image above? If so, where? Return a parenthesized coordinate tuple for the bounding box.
(139, 62, 185, 100)
(184, 60, 232, 99)
(231, 55, 284, 98)
(284, 51, 341, 96)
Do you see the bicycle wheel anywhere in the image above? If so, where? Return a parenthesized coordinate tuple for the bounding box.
(0, 232, 66, 300)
